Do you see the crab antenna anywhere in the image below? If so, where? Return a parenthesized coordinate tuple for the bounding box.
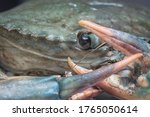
(60, 53, 143, 99)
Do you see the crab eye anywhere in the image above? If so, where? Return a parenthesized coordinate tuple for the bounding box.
(78, 33, 91, 50)
(77, 31, 102, 50)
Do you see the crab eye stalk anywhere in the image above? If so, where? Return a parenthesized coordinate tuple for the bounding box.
(77, 31, 101, 50)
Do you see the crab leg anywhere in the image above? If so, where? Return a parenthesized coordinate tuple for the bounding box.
(0, 54, 142, 99)
(68, 57, 150, 100)
(67, 57, 103, 100)
(67, 57, 119, 99)
(69, 87, 102, 100)
(60, 53, 143, 99)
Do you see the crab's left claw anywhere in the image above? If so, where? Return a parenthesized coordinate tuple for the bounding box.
(79, 20, 150, 66)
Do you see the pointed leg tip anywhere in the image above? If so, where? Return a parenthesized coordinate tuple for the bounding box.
(79, 20, 86, 27)
(67, 57, 71, 62)
(67, 57, 75, 68)
(79, 20, 87, 24)
(79, 20, 93, 27)
(134, 53, 143, 58)
(67, 57, 92, 74)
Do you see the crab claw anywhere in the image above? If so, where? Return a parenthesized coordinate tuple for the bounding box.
(68, 56, 150, 100)
(60, 53, 143, 99)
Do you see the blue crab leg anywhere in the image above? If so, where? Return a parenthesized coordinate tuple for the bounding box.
(0, 75, 61, 99)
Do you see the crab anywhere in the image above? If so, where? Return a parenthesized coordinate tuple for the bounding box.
(0, 20, 149, 100)
(0, 0, 150, 100)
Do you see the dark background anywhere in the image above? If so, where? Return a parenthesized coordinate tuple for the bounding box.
(0, 0, 150, 12)
(0, 0, 24, 12)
